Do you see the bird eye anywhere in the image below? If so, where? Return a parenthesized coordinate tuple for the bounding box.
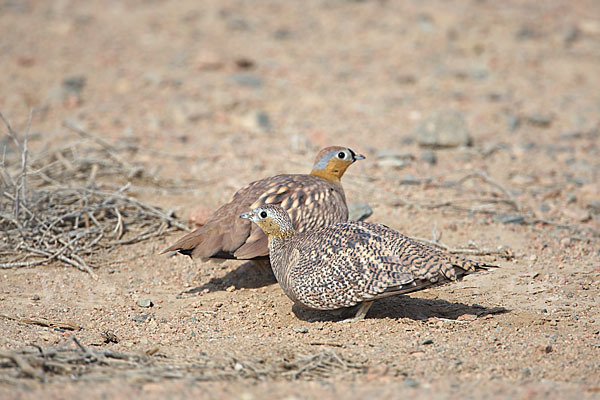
(337, 151, 346, 159)
(260, 211, 268, 218)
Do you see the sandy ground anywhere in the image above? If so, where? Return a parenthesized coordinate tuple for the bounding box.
(1, 0, 599, 398)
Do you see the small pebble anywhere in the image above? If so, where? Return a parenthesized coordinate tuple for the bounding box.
(240, 110, 271, 132)
(377, 157, 410, 169)
(63, 75, 86, 94)
(414, 111, 472, 148)
(229, 73, 263, 88)
(526, 113, 553, 128)
(420, 339, 433, 345)
(404, 377, 420, 388)
(293, 326, 308, 334)
(31, 295, 41, 301)
(132, 314, 149, 322)
(137, 299, 153, 308)
(348, 202, 373, 222)
(506, 114, 520, 132)
(420, 150, 437, 165)
(234, 362, 244, 371)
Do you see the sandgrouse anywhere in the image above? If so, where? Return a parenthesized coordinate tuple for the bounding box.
(241, 204, 496, 320)
(162, 146, 364, 263)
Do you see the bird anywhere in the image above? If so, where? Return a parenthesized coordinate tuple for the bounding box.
(240, 204, 497, 320)
(161, 146, 365, 266)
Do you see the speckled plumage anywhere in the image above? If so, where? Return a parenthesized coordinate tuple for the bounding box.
(162, 146, 364, 260)
(241, 205, 496, 319)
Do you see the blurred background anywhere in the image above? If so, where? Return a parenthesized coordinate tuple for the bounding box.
(1, 1, 599, 397)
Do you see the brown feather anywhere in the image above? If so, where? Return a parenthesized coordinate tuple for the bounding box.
(161, 146, 364, 262)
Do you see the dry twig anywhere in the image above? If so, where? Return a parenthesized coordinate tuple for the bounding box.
(0, 338, 366, 384)
(0, 114, 188, 274)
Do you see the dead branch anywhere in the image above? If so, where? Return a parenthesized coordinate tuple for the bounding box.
(1, 114, 189, 275)
(0, 340, 366, 384)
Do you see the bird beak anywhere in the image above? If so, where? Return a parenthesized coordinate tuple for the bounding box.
(240, 211, 253, 220)
(354, 153, 366, 160)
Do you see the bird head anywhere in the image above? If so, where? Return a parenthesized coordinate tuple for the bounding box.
(240, 204, 295, 239)
(310, 146, 365, 183)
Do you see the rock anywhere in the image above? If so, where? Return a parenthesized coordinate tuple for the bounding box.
(417, 14, 434, 32)
(560, 237, 572, 247)
(506, 114, 520, 132)
(492, 214, 525, 225)
(562, 208, 591, 222)
(377, 158, 409, 169)
(48, 75, 86, 106)
(404, 377, 420, 388)
(587, 201, 600, 215)
(194, 51, 224, 71)
(516, 26, 538, 40)
(234, 57, 255, 69)
(293, 326, 308, 333)
(415, 111, 472, 148)
(376, 151, 412, 169)
(526, 113, 553, 128)
(563, 25, 580, 45)
(31, 294, 40, 301)
(419, 339, 433, 345)
(132, 314, 150, 322)
(273, 28, 292, 40)
(229, 73, 263, 88)
(399, 175, 422, 185)
(470, 66, 489, 80)
(63, 75, 86, 94)
(234, 362, 244, 371)
(420, 150, 437, 165)
(137, 299, 153, 308)
(348, 202, 373, 221)
(240, 111, 271, 132)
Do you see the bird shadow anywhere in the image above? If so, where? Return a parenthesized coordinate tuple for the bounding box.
(184, 261, 277, 294)
(292, 295, 509, 322)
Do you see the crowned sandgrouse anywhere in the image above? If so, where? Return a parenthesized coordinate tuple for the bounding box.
(241, 204, 496, 320)
(162, 146, 364, 263)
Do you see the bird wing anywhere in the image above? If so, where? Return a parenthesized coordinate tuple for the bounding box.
(163, 174, 348, 260)
(289, 222, 491, 310)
